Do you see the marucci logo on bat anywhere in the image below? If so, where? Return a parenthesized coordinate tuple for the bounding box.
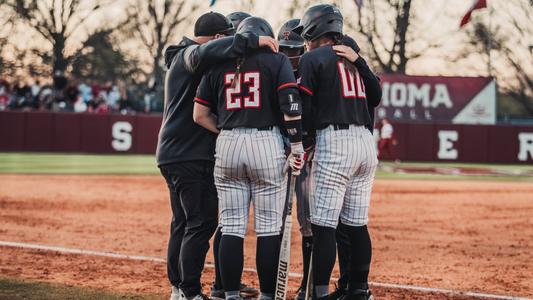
(275, 260, 288, 300)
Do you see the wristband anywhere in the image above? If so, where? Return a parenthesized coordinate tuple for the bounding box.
(284, 119, 303, 144)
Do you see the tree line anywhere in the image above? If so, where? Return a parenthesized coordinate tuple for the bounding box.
(0, 0, 531, 116)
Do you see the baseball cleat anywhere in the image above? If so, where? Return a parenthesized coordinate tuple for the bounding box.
(338, 289, 373, 300)
(170, 286, 183, 300)
(239, 283, 259, 297)
(210, 283, 225, 299)
(328, 286, 347, 300)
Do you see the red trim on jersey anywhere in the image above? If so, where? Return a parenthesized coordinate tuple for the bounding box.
(194, 97, 210, 106)
(298, 85, 313, 95)
(277, 82, 298, 91)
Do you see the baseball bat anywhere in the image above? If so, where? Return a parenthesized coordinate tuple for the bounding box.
(275, 173, 297, 300)
(304, 253, 313, 300)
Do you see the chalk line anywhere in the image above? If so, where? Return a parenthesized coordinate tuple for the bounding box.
(0, 240, 530, 300)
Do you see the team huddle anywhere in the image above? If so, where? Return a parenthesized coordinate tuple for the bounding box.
(156, 4, 381, 300)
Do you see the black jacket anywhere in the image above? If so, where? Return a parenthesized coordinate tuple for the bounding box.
(156, 34, 259, 166)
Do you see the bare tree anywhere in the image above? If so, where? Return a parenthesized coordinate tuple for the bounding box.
(464, 0, 533, 115)
(349, 0, 443, 74)
(124, 0, 201, 84)
(5, 0, 109, 73)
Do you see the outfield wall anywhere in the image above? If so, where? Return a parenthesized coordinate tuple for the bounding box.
(1, 111, 533, 163)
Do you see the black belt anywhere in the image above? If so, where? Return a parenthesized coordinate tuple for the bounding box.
(223, 126, 274, 131)
(321, 124, 349, 130)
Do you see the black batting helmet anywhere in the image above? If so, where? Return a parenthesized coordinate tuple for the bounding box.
(278, 19, 305, 71)
(226, 11, 252, 34)
(277, 19, 305, 49)
(236, 16, 274, 38)
(293, 4, 343, 41)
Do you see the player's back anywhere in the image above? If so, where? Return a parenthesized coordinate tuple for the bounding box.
(298, 45, 371, 129)
(199, 50, 296, 129)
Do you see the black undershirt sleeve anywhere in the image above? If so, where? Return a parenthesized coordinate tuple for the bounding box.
(354, 57, 382, 108)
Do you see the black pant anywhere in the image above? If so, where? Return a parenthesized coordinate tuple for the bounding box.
(160, 161, 218, 297)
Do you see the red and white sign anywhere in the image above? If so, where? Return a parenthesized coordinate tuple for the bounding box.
(377, 75, 496, 124)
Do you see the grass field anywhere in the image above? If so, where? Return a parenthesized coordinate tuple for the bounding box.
(1, 152, 532, 181)
(0, 277, 162, 300)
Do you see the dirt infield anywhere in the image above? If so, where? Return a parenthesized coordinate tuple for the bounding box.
(1, 175, 532, 299)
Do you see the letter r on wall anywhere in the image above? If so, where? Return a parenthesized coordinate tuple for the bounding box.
(518, 133, 533, 161)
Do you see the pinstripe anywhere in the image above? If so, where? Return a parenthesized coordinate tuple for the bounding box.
(216, 128, 286, 238)
(310, 125, 377, 228)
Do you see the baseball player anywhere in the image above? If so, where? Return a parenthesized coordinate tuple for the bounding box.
(277, 18, 313, 300)
(293, 4, 381, 300)
(193, 17, 304, 300)
(209, 11, 260, 300)
(156, 11, 278, 300)
(331, 35, 382, 300)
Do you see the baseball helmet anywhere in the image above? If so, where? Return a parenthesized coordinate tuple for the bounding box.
(226, 11, 252, 34)
(278, 19, 305, 49)
(278, 19, 305, 71)
(236, 16, 274, 38)
(293, 4, 343, 41)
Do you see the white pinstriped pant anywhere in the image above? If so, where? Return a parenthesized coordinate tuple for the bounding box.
(215, 127, 287, 238)
(310, 125, 378, 228)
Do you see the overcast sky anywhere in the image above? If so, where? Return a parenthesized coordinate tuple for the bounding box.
(2, 0, 531, 83)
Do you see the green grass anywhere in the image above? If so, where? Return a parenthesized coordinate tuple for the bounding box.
(0, 277, 164, 300)
(0, 153, 159, 175)
(0, 152, 532, 181)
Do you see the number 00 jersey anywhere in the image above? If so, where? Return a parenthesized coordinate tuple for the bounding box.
(298, 45, 372, 129)
(194, 50, 302, 129)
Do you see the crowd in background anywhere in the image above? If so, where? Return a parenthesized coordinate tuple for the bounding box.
(0, 72, 161, 114)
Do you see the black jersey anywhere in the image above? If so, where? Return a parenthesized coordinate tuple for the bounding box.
(195, 50, 301, 129)
(298, 45, 373, 130)
(156, 34, 259, 166)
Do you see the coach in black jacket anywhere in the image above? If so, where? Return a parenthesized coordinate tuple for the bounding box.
(156, 12, 278, 300)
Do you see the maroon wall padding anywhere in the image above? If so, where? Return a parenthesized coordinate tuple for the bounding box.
(110, 115, 137, 153)
(461, 125, 489, 162)
(24, 112, 55, 152)
(0, 111, 25, 151)
(2, 112, 533, 163)
(487, 126, 518, 163)
(431, 124, 463, 161)
(81, 114, 111, 153)
(135, 115, 162, 154)
(405, 123, 434, 161)
(54, 113, 82, 152)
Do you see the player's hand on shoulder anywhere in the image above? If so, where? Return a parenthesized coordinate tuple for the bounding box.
(258, 36, 279, 53)
(333, 45, 359, 63)
(284, 142, 305, 176)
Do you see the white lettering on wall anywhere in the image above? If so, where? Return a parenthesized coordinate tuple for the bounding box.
(112, 121, 132, 151)
(518, 133, 533, 161)
(437, 130, 458, 160)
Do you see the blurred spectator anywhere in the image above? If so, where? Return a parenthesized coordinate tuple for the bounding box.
(31, 80, 41, 101)
(378, 118, 398, 162)
(0, 76, 160, 114)
(78, 80, 93, 103)
(107, 84, 121, 111)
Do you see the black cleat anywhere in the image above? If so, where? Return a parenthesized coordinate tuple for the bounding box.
(339, 289, 373, 300)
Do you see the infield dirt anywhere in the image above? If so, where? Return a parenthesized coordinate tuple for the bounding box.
(1, 175, 532, 299)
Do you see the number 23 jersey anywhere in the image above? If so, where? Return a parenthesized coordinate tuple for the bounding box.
(298, 45, 372, 130)
(194, 50, 301, 129)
